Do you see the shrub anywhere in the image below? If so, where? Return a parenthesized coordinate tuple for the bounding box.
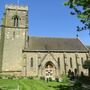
(61, 75, 70, 84)
(27, 76, 33, 79)
(55, 77, 59, 82)
(40, 76, 45, 80)
(7, 75, 13, 79)
(49, 77, 52, 81)
(0, 75, 3, 79)
(73, 80, 82, 90)
(78, 76, 90, 84)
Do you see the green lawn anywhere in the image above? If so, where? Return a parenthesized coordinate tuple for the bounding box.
(0, 79, 61, 90)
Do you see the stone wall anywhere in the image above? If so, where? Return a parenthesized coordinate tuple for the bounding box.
(22, 52, 88, 78)
(0, 29, 2, 71)
(1, 5, 28, 75)
(0, 28, 5, 72)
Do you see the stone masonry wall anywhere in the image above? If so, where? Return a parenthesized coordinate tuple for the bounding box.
(22, 52, 88, 77)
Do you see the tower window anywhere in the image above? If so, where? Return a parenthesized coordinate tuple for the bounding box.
(14, 16, 18, 27)
(12, 15, 19, 27)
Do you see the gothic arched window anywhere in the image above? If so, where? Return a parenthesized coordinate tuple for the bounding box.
(12, 15, 19, 27)
(14, 16, 18, 27)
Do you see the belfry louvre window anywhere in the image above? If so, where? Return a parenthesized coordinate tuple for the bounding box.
(12, 15, 19, 27)
(14, 16, 18, 27)
(30, 57, 33, 67)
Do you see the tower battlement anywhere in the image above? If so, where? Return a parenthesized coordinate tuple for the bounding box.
(5, 4, 28, 11)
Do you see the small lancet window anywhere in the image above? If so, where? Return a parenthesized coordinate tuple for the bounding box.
(81, 57, 84, 66)
(70, 57, 73, 68)
(58, 57, 60, 67)
(58, 57, 60, 64)
(30, 57, 33, 67)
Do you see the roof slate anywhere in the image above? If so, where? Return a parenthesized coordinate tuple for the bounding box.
(24, 36, 88, 52)
(86, 46, 90, 50)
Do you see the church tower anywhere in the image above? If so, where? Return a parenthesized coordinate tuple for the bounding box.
(1, 4, 28, 75)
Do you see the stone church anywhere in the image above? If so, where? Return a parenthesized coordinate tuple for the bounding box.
(0, 4, 89, 80)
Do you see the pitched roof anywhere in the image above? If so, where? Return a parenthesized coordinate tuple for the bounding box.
(86, 46, 90, 50)
(24, 36, 88, 52)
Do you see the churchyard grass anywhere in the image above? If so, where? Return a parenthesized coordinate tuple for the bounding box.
(0, 79, 18, 89)
(0, 79, 61, 90)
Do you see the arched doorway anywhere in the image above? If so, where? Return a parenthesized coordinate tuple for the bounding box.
(42, 61, 57, 80)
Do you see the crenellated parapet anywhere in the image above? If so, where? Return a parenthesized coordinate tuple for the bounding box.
(5, 4, 28, 11)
